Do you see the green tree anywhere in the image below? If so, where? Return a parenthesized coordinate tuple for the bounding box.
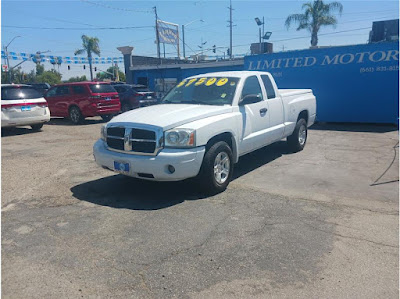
(96, 66, 125, 82)
(36, 64, 45, 76)
(74, 35, 100, 81)
(36, 69, 62, 85)
(65, 75, 87, 83)
(285, 0, 343, 47)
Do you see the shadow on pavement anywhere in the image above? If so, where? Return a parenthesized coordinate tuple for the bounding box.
(1, 127, 43, 137)
(71, 175, 205, 210)
(310, 122, 398, 133)
(71, 141, 291, 210)
(47, 117, 106, 126)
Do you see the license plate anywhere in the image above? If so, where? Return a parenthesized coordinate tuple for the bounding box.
(105, 97, 111, 101)
(21, 106, 31, 111)
(114, 161, 130, 173)
(147, 96, 152, 99)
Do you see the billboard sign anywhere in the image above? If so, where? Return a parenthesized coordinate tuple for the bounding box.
(157, 20, 179, 45)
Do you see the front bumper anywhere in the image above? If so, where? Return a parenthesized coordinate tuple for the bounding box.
(93, 139, 205, 181)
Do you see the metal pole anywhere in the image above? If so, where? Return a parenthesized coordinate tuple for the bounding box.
(153, 6, 160, 60)
(5, 46, 11, 83)
(262, 17, 265, 39)
(229, 0, 233, 59)
(259, 27, 261, 54)
(182, 25, 186, 58)
(176, 27, 180, 59)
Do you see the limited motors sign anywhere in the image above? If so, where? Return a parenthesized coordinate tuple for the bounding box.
(247, 49, 399, 70)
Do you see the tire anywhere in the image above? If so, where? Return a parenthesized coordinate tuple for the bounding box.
(69, 106, 83, 125)
(101, 114, 112, 122)
(31, 124, 43, 131)
(121, 103, 132, 113)
(197, 141, 234, 195)
(287, 118, 308, 152)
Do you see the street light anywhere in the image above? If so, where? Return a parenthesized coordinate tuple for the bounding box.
(3, 35, 21, 83)
(254, 17, 264, 53)
(182, 19, 204, 59)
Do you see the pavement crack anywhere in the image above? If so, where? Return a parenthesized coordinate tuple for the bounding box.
(302, 222, 398, 249)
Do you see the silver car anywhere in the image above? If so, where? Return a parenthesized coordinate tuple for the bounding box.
(1, 84, 50, 131)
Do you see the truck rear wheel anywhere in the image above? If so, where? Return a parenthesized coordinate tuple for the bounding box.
(287, 118, 307, 152)
(197, 141, 234, 195)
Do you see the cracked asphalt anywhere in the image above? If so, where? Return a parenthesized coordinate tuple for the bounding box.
(1, 118, 399, 298)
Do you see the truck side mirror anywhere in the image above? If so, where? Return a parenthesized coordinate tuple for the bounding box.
(239, 94, 262, 106)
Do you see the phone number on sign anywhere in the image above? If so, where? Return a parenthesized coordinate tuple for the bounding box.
(360, 65, 399, 73)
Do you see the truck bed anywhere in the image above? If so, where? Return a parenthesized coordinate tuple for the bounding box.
(278, 89, 313, 97)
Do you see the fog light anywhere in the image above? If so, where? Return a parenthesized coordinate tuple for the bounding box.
(167, 165, 175, 174)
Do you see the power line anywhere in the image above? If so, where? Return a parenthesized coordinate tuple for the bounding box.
(231, 27, 372, 48)
(3, 25, 154, 30)
(80, 0, 152, 13)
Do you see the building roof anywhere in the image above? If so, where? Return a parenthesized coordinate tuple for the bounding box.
(130, 59, 244, 71)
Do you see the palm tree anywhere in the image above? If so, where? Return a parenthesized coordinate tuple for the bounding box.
(74, 35, 100, 81)
(285, 0, 343, 47)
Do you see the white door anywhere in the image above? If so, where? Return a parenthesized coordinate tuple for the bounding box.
(238, 75, 270, 155)
(260, 74, 285, 143)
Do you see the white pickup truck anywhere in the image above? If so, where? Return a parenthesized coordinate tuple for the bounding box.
(93, 71, 316, 194)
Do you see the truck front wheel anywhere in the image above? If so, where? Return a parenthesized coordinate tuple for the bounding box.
(287, 118, 307, 152)
(198, 141, 234, 195)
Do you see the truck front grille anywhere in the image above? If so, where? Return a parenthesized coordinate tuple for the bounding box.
(106, 125, 162, 156)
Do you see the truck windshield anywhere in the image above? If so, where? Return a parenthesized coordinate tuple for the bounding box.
(162, 77, 239, 105)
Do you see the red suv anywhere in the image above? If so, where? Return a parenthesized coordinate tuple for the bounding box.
(45, 82, 121, 124)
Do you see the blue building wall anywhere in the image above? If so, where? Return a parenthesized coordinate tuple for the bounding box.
(245, 42, 399, 124)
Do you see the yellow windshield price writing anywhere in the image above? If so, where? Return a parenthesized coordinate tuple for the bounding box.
(177, 80, 187, 87)
(185, 78, 197, 87)
(195, 78, 207, 86)
(216, 78, 228, 86)
(205, 78, 217, 86)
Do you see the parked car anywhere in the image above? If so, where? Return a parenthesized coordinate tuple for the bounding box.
(110, 81, 126, 85)
(94, 71, 316, 194)
(45, 82, 121, 124)
(1, 84, 50, 131)
(113, 84, 158, 112)
(27, 83, 51, 96)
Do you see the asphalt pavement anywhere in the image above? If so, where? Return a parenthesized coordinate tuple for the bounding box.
(1, 118, 398, 298)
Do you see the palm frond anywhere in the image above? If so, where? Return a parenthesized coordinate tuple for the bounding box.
(319, 15, 338, 27)
(328, 1, 343, 15)
(285, 13, 308, 29)
(74, 49, 85, 56)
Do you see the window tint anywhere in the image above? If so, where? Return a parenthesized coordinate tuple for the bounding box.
(1, 86, 42, 100)
(46, 87, 57, 97)
(56, 86, 70, 95)
(114, 86, 126, 93)
(89, 84, 116, 93)
(71, 85, 85, 94)
(261, 75, 276, 99)
(241, 76, 263, 101)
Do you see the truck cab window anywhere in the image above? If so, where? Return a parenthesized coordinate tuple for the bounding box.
(261, 75, 276, 99)
(241, 76, 263, 102)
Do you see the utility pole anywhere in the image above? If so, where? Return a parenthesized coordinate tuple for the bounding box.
(228, 0, 233, 59)
(153, 6, 160, 60)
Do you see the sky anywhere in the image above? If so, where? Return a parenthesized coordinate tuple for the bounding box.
(1, 0, 399, 80)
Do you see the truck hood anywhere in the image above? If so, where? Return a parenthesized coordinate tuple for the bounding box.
(109, 104, 233, 130)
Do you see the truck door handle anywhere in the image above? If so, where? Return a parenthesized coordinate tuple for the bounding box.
(259, 108, 268, 115)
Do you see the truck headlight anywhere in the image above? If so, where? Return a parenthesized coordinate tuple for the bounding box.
(101, 125, 107, 141)
(164, 129, 196, 148)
